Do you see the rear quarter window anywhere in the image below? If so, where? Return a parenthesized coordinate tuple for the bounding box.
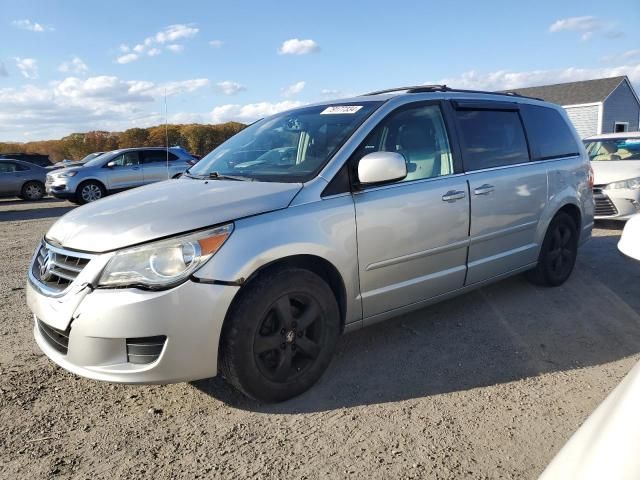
(455, 109, 530, 171)
(520, 105, 580, 160)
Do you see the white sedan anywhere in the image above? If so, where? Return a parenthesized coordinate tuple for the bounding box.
(584, 132, 640, 220)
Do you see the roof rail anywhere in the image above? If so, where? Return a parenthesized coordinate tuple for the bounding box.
(363, 85, 448, 96)
(363, 85, 543, 101)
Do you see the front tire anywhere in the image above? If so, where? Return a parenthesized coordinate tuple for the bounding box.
(526, 212, 578, 286)
(21, 181, 45, 201)
(76, 181, 106, 204)
(220, 267, 340, 402)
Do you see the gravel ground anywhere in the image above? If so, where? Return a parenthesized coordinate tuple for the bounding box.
(1, 198, 639, 480)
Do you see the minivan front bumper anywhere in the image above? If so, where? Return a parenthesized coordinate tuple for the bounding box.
(28, 278, 238, 384)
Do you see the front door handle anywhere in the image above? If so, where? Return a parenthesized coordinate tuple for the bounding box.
(442, 190, 466, 202)
(473, 184, 495, 195)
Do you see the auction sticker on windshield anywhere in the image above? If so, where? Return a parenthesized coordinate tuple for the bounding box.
(321, 106, 363, 114)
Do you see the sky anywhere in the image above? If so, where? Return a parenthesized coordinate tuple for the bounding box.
(1, 0, 639, 141)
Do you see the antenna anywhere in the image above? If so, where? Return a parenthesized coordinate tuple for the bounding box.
(165, 88, 169, 179)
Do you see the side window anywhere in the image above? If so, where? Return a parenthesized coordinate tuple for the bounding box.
(142, 150, 178, 164)
(455, 109, 529, 171)
(520, 105, 580, 160)
(111, 152, 140, 167)
(0, 162, 17, 173)
(352, 104, 454, 183)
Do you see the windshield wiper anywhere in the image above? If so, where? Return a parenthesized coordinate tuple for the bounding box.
(207, 171, 253, 181)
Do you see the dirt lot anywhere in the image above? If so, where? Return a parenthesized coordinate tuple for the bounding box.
(1, 198, 639, 480)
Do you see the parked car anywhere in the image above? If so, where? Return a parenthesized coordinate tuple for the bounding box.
(45, 147, 196, 204)
(0, 159, 47, 200)
(584, 132, 640, 220)
(0, 153, 51, 168)
(27, 86, 594, 402)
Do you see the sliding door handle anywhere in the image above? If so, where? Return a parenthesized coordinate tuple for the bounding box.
(442, 190, 466, 202)
(473, 184, 494, 195)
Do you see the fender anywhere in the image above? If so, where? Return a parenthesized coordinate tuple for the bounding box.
(194, 195, 363, 326)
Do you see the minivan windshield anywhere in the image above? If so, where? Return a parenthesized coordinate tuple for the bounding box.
(188, 102, 382, 182)
(584, 137, 640, 161)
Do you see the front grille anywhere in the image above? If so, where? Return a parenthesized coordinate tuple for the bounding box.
(37, 319, 70, 354)
(31, 242, 91, 294)
(126, 336, 167, 364)
(593, 186, 618, 217)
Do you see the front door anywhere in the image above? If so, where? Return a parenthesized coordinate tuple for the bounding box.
(103, 151, 142, 190)
(352, 102, 470, 318)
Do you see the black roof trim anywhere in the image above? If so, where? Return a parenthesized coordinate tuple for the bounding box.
(362, 85, 543, 101)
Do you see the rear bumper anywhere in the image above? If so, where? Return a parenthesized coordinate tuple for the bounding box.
(28, 278, 239, 384)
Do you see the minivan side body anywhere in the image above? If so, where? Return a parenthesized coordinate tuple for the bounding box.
(27, 90, 594, 399)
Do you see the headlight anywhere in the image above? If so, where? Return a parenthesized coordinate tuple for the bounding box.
(98, 224, 233, 289)
(58, 171, 78, 178)
(605, 177, 640, 190)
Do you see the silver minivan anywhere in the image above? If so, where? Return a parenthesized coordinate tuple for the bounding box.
(27, 87, 594, 402)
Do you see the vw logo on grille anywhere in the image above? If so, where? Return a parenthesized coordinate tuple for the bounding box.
(39, 250, 55, 281)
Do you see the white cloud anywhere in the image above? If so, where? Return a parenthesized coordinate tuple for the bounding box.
(278, 38, 320, 55)
(58, 57, 88, 75)
(210, 101, 304, 124)
(549, 16, 623, 41)
(11, 19, 52, 32)
(116, 53, 139, 64)
(154, 24, 198, 43)
(429, 62, 640, 92)
(0, 62, 8, 77)
(281, 80, 306, 97)
(114, 24, 198, 63)
(15, 57, 38, 79)
(160, 79, 210, 96)
(0, 75, 211, 140)
(209, 40, 224, 48)
(216, 81, 246, 95)
(602, 49, 640, 63)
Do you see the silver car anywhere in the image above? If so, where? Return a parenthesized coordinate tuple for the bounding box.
(0, 159, 47, 200)
(27, 87, 594, 402)
(46, 147, 196, 204)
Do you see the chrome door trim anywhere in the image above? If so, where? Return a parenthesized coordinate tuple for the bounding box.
(366, 238, 470, 271)
(469, 220, 539, 245)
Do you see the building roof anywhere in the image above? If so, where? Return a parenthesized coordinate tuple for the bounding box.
(505, 76, 630, 106)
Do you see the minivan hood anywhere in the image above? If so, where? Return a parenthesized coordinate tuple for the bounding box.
(47, 179, 302, 252)
(591, 160, 640, 185)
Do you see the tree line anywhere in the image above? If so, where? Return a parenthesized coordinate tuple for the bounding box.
(0, 122, 246, 163)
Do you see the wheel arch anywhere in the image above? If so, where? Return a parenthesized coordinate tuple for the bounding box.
(228, 254, 348, 331)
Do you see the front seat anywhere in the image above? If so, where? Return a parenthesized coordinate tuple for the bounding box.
(396, 125, 439, 181)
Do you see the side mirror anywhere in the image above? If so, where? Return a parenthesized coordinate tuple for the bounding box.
(106, 161, 116, 168)
(358, 152, 407, 185)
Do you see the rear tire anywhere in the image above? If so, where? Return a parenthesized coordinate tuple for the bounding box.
(21, 181, 45, 201)
(220, 267, 340, 402)
(76, 181, 106, 204)
(526, 212, 578, 287)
